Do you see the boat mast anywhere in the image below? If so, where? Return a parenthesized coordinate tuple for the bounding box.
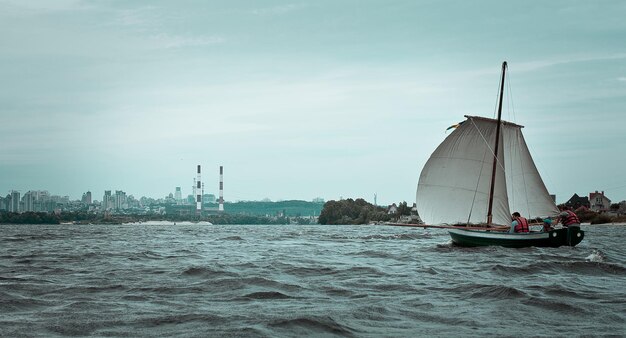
(486, 61, 507, 225)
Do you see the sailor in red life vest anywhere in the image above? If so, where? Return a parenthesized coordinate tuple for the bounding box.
(556, 206, 581, 228)
(510, 212, 530, 233)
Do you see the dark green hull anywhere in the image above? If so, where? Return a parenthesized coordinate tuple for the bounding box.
(448, 227, 584, 248)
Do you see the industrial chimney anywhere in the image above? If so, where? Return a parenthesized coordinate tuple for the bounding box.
(219, 166, 224, 212)
(196, 165, 202, 214)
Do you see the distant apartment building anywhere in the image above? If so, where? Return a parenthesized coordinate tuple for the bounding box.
(1, 194, 11, 211)
(103, 190, 112, 210)
(9, 191, 20, 212)
(22, 191, 37, 212)
(19, 190, 53, 212)
(589, 191, 611, 212)
(30, 190, 51, 211)
(114, 190, 127, 210)
(175, 187, 182, 204)
(82, 191, 92, 204)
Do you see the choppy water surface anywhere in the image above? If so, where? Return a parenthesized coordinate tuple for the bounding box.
(1, 223, 625, 337)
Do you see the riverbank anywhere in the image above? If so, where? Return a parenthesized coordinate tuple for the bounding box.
(0, 211, 315, 225)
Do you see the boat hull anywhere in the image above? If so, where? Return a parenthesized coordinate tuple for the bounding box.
(448, 227, 584, 248)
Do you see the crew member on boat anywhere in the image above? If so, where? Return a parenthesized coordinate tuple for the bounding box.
(556, 206, 581, 228)
(556, 206, 582, 246)
(542, 218, 553, 232)
(510, 212, 530, 233)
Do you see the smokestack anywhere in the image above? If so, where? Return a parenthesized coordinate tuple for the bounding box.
(219, 165, 224, 212)
(196, 165, 202, 214)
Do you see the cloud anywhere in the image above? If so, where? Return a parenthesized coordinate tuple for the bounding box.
(515, 53, 626, 72)
(113, 6, 159, 28)
(0, 0, 89, 16)
(462, 53, 626, 78)
(251, 3, 305, 16)
(618, 77, 626, 82)
(149, 33, 224, 49)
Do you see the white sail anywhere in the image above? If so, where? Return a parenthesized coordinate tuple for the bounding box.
(416, 115, 559, 225)
(503, 125, 559, 218)
(416, 116, 511, 225)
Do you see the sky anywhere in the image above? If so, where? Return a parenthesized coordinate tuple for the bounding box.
(1, 0, 625, 205)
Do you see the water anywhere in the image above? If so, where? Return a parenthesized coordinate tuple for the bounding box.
(1, 223, 625, 337)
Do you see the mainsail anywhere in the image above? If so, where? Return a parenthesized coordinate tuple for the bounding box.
(416, 115, 558, 226)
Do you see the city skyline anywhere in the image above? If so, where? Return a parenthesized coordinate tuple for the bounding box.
(3, 184, 622, 207)
(2, 1, 626, 205)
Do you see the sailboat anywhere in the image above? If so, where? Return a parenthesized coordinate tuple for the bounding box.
(415, 61, 584, 248)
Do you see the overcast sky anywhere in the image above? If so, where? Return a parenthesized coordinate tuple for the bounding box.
(1, 0, 625, 205)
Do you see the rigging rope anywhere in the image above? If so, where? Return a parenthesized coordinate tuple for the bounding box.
(492, 73, 501, 120)
(506, 69, 517, 123)
(469, 118, 506, 173)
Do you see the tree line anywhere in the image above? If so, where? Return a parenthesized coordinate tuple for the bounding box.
(0, 211, 293, 225)
(317, 198, 413, 225)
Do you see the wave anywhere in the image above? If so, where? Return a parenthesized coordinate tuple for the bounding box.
(0, 291, 49, 311)
(539, 284, 594, 300)
(268, 316, 355, 337)
(399, 309, 479, 327)
(285, 266, 338, 277)
(284, 265, 383, 279)
(241, 291, 292, 300)
(121, 294, 149, 301)
(182, 266, 238, 278)
(78, 284, 126, 293)
(219, 235, 244, 241)
(200, 275, 304, 295)
(127, 250, 165, 260)
(350, 250, 394, 259)
(359, 233, 423, 240)
(467, 284, 527, 299)
(351, 305, 390, 321)
(586, 249, 605, 262)
(341, 266, 382, 275)
(324, 232, 424, 241)
(321, 286, 357, 297)
(3, 237, 26, 242)
(420, 267, 440, 275)
(2, 233, 63, 241)
(492, 261, 626, 276)
(128, 285, 208, 295)
(425, 283, 526, 300)
(435, 240, 454, 249)
(122, 221, 213, 226)
(522, 296, 586, 314)
(239, 277, 303, 292)
(15, 259, 34, 264)
(369, 283, 418, 293)
(136, 313, 224, 327)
